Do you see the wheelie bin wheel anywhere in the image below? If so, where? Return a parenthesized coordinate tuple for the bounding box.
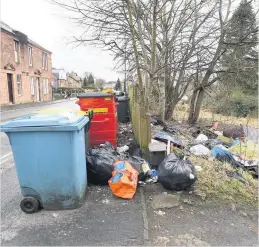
(20, 197, 40, 214)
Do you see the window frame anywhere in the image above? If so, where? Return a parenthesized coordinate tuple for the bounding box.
(46, 78, 49, 94)
(43, 78, 49, 95)
(30, 77, 35, 96)
(42, 52, 47, 70)
(28, 46, 33, 66)
(17, 74, 22, 96)
(14, 40, 19, 63)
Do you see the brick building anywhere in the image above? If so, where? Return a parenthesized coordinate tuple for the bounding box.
(52, 69, 82, 89)
(66, 72, 83, 88)
(0, 22, 53, 105)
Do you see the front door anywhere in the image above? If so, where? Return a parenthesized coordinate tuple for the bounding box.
(7, 73, 14, 104)
(36, 77, 41, 101)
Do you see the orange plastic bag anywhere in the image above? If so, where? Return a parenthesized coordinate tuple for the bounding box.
(108, 161, 139, 199)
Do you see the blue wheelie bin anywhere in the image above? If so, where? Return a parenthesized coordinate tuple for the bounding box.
(0, 112, 89, 213)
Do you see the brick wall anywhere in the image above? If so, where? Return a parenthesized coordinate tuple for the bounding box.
(0, 31, 53, 105)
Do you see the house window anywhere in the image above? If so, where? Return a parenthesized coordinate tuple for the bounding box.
(28, 47, 33, 66)
(17, 74, 22, 95)
(46, 79, 49, 94)
(30, 77, 35, 95)
(42, 53, 47, 70)
(43, 79, 49, 94)
(14, 41, 19, 63)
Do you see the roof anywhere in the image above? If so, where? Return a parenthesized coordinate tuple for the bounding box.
(1, 21, 51, 54)
(68, 72, 82, 83)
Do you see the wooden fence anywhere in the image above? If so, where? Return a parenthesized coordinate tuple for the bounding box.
(129, 85, 151, 156)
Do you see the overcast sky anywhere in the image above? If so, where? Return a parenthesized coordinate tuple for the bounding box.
(1, 0, 121, 81)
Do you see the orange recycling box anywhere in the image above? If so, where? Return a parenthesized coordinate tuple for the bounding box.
(109, 161, 139, 199)
(76, 92, 118, 147)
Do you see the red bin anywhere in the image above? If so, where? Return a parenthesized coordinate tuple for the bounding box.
(76, 92, 118, 148)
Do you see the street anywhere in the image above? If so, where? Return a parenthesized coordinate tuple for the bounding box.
(1, 100, 258, 246)
(0, 100, 141, 246)
(1, 100, 144, 246)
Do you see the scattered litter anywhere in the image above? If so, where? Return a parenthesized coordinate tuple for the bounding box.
(101, 199, 110, 204)
(194, 189, 207, 200)
(154, 210, 166, 216)
(109, 161, 138, 199)
(180, 205, 184, 210)
(53, 213, 59, 218)
(86, 142, 118, 185)
(223, 125, 245, 139)
(151, 116, 159, 125)
(201, 129, 218, 139)
(211, 145, 241, 167)
(214, 130, 223, 136)
(158, 153, 197, 191)
(183, 199, 193, 205)
(230, 140, 258, 160)
(116, 145, 129, 154)
(240, 211, 248, 217)
(167, 140, 171, 155)
(231, 203, 236, 212)
(127, 156, 152, 181)
(203, 139, 223, 149)
(151, 115, 165, 126)
(153, 130, 185, 149)
(211, 121, 219, 130)
(195, 165, 202, 171)
(151, 139, 160, 143)
(196, 134, 208, 141)
(190, 144, 210, 156)
(148, 142, 167, 168)
(163, 125, 180, 135)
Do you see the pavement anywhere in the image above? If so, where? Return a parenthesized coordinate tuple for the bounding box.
(1, 100, 258, 246)
(0, 98, 76, 113)
(144, 184, 258, 246)
(0, 98, 78, 123)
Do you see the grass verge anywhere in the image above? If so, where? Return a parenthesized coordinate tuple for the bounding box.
(190, 155, 258, 207)
(174, 106, 258, 128)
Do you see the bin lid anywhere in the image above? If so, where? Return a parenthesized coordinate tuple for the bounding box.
(0, 112, 89, 132)
(77, 92, 114, 98)
(116, 96, 129, 102)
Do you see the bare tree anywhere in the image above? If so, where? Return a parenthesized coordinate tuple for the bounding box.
(95, 78, 106, 89)
(51, 0, 251, 124)
(187, 0, 232, 124)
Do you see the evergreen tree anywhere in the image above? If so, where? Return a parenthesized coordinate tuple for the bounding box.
(88, 73, 95, 85)
(83, 77, 88, 88)
(114, 78, 122, 91)
(221, 0, 258, 94)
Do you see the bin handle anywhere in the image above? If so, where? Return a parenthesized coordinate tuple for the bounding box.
(92, 118, 110, 124)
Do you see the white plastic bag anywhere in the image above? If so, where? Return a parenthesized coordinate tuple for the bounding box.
(190, 144, 210, 156)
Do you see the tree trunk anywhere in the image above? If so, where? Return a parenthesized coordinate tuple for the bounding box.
(188, 88, 205, 124)
(165, 100, 177, 120)
(158, 77, 166, 121)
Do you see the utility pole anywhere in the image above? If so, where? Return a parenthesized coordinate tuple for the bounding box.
(124, 39, 127, 93)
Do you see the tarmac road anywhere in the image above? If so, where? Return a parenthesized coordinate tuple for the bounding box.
(0, 99, 144, 246)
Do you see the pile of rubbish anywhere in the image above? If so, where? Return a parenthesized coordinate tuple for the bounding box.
(151, 117, 258, 178)
(86, 122, 198, 199)
(86, 120, 258, 200)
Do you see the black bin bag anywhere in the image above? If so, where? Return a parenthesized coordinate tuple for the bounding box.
(86, 142, 118, 185)
(158, 153, 197, 191)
